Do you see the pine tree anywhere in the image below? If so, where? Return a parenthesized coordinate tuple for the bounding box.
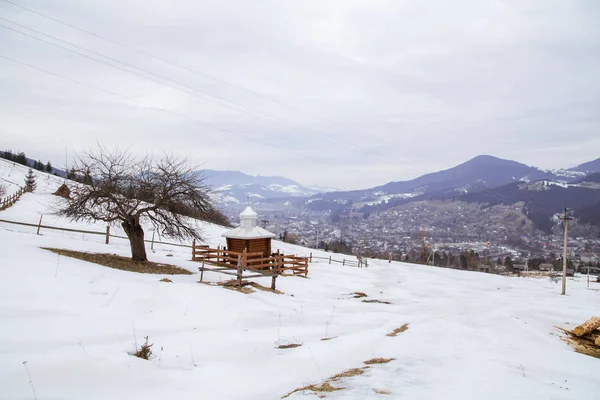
(45, 161, 52, 173)
(24, 168, 37, 192)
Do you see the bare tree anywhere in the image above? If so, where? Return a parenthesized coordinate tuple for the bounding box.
(0, 183, 6, 197)
(58, 145, 213, 262)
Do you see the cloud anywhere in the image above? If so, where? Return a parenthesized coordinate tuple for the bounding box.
(0, 0, 598, 189)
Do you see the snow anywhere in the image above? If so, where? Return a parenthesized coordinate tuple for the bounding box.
(365, 191, 423, 206)
(267, 184, 304, 195)
(1, 159, 599, 399)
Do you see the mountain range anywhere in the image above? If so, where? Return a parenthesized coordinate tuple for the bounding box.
(206, 155, 600, 231)
(200, 170, 333, 206)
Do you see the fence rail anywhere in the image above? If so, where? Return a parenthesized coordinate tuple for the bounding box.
(192, 243, 309, 282)
(0, 216, 194, 250)
(309, 253, 367, 268)
(0, 187, 24, 211)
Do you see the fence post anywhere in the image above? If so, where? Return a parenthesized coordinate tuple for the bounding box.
(329, 256, 332, 264)
(343, 259, 345, 266)
(365, 259, 368, 268)
(200, 260, 205, 282)
(105, 226, 110, 244)
(192, 240, 196, 261)
(309, 252, 312, 263)
(151, 231, 155, 251)
(271, 256, 278, 291)
(36, 215, 43, 235)
(237, 255, 243, 287)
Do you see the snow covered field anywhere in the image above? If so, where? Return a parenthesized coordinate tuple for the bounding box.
(1, 159, 599, 399)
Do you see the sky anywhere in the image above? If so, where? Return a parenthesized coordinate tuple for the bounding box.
(0, 0, 599, 189)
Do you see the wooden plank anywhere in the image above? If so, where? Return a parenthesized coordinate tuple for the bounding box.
(0, 218, 106, 235)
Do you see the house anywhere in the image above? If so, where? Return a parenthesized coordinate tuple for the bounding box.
(513, 264, 527, 272)
(539, 263, 554, 271)
(221, 206, 276, 258)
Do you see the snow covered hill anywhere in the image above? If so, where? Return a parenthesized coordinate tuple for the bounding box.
(201, 169, 334, 207)
(1, 159, 599, 399)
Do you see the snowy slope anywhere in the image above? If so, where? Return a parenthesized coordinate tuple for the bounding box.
(1, 160, 599, 399)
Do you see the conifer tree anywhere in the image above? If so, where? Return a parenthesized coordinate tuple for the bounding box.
(24, 168, 37, 192)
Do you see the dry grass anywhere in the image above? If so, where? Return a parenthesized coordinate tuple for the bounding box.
(321, 336, 338, 341)
(223, 285, 255, 294)
(42, 248, 192, 275)
(277, 343, 303, 349)
(281, 365, 371, 398)
(216, 279, 283, 295)
(282, 382, 343, 398)
(159, 277, 173, 283)
(373, 389, 392, 395)
(130, 336, 153, 360)
(557, 326, 600, 359)
(362, 299, 392, 304)
(351, 292, 368, 298)
(364, 358, 395, 365)
(386, 324, 409, 337)
(250, 282, 283, 294)
(329, 368, 366, 381)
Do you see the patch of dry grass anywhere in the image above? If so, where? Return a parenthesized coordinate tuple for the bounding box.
(364, 358, 395, 365)
(281, 364, 374, 398)
(251, 282, 283, 294)
(321, 336, 338, 341)
(373, 389, 392, 395)
(216, 279, 283, 295)
(42, 248, 192, 275)
(386, 324, 409, 337)
(277, 343, 303, 349)
(159, 277, 173, 283)
(282, 382, 343, 398)
(329, 368, 366, 381)
(556, 326, 600, 359)
(222, 285, 255, 294)
(130, 336, 153, 360)
(362, 299, 392, 304)
(351, 292, 368, 298)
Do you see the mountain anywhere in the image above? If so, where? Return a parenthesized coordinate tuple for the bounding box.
(459, 179, 600, 232)
(571, 157, 600, 174)
(306, 155, 542, 212)
(200, 170, 332, 206)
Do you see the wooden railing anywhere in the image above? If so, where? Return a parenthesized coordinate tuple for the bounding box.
(0, 187, 25, 211)
(308, 253, 367, 268)
(191, 243, 309, 280)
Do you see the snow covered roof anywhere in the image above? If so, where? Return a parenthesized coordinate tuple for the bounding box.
(222, 225, 276, 240)
(222, 206, 276, 240)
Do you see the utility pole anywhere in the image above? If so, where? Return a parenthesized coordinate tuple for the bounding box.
(315, 225, 319, 249)
(559, 207, 573, 295)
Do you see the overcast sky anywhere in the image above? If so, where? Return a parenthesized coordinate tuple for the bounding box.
(1, 0, 599, 189)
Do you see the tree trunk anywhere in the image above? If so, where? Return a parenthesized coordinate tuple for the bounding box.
(573, 316, 600, 337)
(122, 220, 147, 262)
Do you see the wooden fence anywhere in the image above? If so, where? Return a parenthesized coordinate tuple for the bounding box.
(0, 216, 193, 250)
(192, 243, 309, 283)
(308, 253, 367, 268)
(0, 187, 25, 211)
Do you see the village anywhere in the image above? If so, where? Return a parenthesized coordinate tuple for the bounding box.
(245, 201, 600, 275)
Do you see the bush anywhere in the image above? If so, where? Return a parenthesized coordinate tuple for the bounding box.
(131, 336, 153, 360)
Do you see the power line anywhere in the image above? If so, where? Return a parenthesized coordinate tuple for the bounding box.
(0, 1, 577, 215)
(0, 18, 345, 148)
(0, 53, 331, 166)
(0, 0, 360, 134)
